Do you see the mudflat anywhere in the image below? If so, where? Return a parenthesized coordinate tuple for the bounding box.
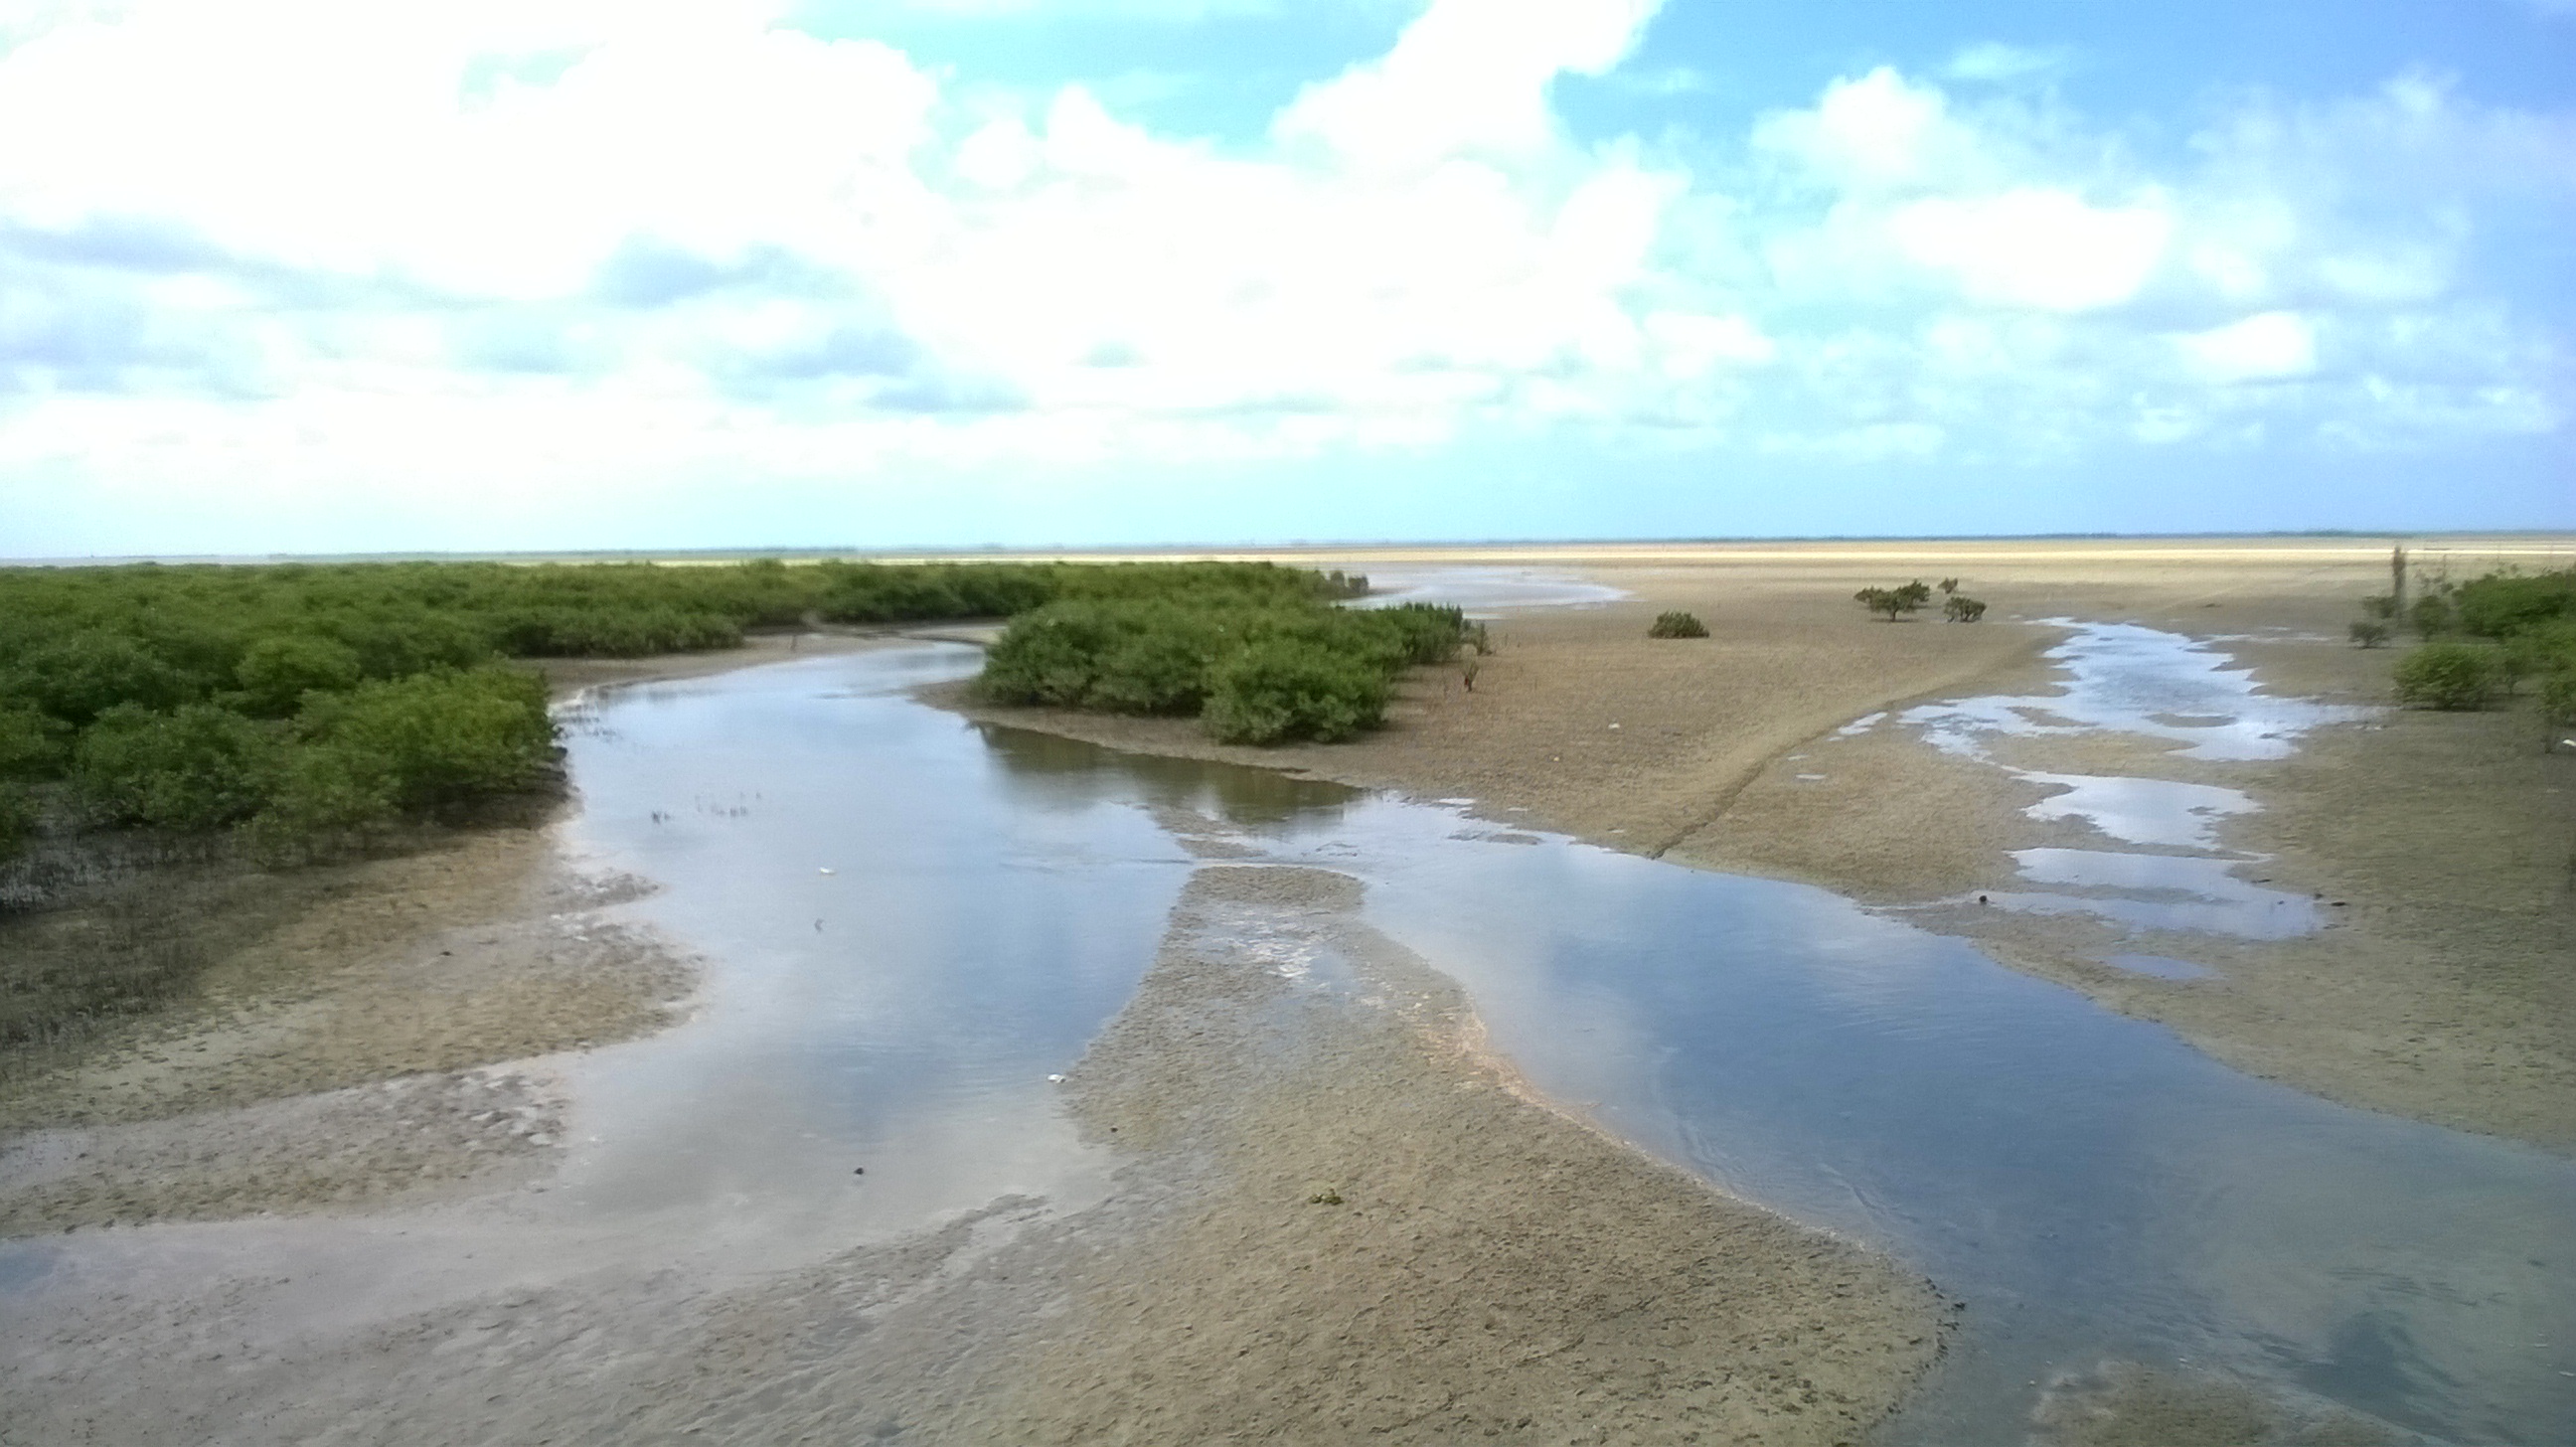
(1, 850, 1944, 1447)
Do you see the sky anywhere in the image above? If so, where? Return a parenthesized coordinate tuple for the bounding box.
(0, 0, 2571, 557)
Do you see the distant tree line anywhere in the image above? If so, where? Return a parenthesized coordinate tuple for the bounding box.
(0, 559, 1386, 861)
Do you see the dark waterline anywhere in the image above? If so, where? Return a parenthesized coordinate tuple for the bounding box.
(550, 645, 2573, 1445)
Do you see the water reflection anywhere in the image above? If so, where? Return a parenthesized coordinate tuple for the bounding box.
(154, 641, 2555, 1446)
(898, 670, 2561, 1443)
(1348, 565, 1627, 616)
(1904, 620, 2368, 763)
(973, 722, 1360, 827)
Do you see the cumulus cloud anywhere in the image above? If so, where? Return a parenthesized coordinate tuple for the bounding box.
(0, 0, 2569, 549)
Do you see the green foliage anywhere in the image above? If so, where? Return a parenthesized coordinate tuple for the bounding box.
(0, 556, 1380, 850)
(75, 704, 284, 829)
(1203, 641, 1389, 744)
(235, 634, 364, 717)
(2455, 568, 2576, 639)
(254, 744, 399, 839)
(1648, 611, 1708, 639)
(0, 782, 32, 861)
(1944, 595, 1989, 622)
(0, 704, 71, 779)
(2409, 593, 2454, 638)
(10, 630, 195, 724)
(297, 668, 556, 811)
(2348, 620, 2392, 649)
(2391, 643, 2501, 711)
(1937, 577, 1961, 595)
(1855, 580, 1934, 621)
(978, 595, 1458, 743)
(2358, 593, 2399, 621)
(2540, 671, 2576, 731)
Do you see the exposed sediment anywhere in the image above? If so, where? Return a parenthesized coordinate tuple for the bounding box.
(0, 861, 1945, 1446)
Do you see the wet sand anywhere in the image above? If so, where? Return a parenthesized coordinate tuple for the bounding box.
(1, 861, 1944, 1446)
(0, 827, 694, 1232)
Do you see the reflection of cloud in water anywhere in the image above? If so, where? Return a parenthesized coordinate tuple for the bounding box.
(1991, 849, 2324, 939)
(2134, 1103, 2576, 1444)
(1905, 620, 2369, 763)
(2020, 771, 2258, 851)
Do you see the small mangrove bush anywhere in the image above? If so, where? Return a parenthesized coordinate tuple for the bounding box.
(1855, 580, 1933, 621)
(1648, 611, 1708, 639)
(2391, 642, 2501, 711)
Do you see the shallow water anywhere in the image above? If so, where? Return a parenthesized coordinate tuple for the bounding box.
(1889, 619, 2364, 952)
(546, 645, 2569, 1444)
(1350, 564, 1626, 615)
(7, 630, 2568, 1444)
(1904, 620, 2367, 763)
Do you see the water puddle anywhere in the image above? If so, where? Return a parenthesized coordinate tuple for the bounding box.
(1897, 620, 2369, 944)
(1988, 849, 2325, 939)
(2017, 771, 2258, 851)
(1904, 620, 2367, 763)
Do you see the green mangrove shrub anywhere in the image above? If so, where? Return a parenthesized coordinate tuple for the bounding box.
(1203, 641, 1390, 744)
(2391, 643, 2501, 711)
(75, 704, 284, 830)
(1648, 611, 1708, 638)
(978, 598, 1459, 743)
(1855, 580, 1933, 621)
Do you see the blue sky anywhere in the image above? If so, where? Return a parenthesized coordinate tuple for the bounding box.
(1, 0, 2570, 556)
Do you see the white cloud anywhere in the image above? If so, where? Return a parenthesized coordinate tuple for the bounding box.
(0, 0, 2568, 552)
(1752, 67, 1981, 193)
(1944, 43, 2069, 83)
(1888, 188, 2173, 312)
(1273, 0, 1660, 168)
(2175, 311, 2318, 383)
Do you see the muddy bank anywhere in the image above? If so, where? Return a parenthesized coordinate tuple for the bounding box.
(1690, 617, 2575, 1154)
(1, 861, 1944, 1445)
(0, 824, 697, 1232)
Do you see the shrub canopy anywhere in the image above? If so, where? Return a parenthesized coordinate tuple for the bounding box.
(979, 598, 1458, 743)
(2392, 643, 2501, 711)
